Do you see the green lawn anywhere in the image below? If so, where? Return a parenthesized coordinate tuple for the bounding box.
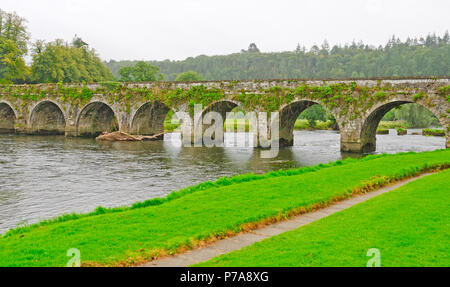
(0, 150, 449, 267)
(196, 169, 450, 267)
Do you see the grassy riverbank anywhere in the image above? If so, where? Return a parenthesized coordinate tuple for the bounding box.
(0, 150, 449, 266)
(196, 169, 450, 267)
(164, 118, 335, 132)
(164, 118, 413, 132)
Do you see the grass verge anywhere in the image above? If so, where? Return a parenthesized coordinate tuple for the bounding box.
(195, 169, 450, 267)
(0, 150, 449, 266)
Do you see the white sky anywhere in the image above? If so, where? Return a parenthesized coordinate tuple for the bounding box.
(2, 0, 449, 61)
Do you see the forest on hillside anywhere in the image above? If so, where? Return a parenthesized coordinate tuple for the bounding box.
(105, 33, 450, 81)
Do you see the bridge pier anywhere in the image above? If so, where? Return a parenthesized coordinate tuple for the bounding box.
(65, 126, 78, 137)
(0, 78, 448, 153)
(340, 128, 365, 153)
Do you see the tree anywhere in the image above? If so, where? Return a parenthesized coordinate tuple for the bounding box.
(117, 66, 134, 82)
(31, 39, 114, 83)
(0, 9, 30, 83)
(299, 105, 327, 128)
(0, 37, 28, 83)
(72, 34, 88, 48)
(0, 9, 29, 54)
(392, 104, 440, 128)
(175, 70, 204, 81)
(241, 43, 260, 53)
(118, 61, 163, 82)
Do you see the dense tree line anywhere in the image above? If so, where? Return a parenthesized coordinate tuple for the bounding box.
(106, 35, 450, 81)
(0, 9, 113, 84)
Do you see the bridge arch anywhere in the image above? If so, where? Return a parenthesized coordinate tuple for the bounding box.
(360, 97, 447, 152)
(279, 99, 340, 147)
(0, 101, 17, 133)
(201, 100, 241, 120)
(131, 101, 170, 135)
(29, 100, 66, 135)
(77, 101, 119, 137)
(200, 100, 242, 144)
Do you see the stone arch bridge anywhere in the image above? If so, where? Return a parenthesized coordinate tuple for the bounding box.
(0, 77, 448, 153)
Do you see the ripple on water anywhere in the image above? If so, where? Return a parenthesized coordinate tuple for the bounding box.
(0, 131, 445, 233)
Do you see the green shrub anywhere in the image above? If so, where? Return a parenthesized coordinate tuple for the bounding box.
(423, 128, 445, 137)
(397, 128, 407, 135)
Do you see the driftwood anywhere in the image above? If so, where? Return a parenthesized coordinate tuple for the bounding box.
(137, 133, 165, 141)
(96, 131, 165, 142)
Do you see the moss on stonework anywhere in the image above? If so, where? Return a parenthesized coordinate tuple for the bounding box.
(0, 81, 446, 119)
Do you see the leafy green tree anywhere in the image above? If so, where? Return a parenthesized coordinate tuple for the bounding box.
(31, 39, 114, 83)
(0, 9, 30, 83)
(72, 34, 88, 48)
(0, 37, 28, 83)
(118, 61, 163, 82)
(117, 66, 134, 82)
(0, 9, 29, 54)
(299, 105, 328, 128)
(175, 70, 204, 81)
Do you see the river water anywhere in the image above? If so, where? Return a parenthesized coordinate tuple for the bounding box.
(0, 130, 445, 233)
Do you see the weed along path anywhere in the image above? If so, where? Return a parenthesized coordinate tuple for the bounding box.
(0, 150, 449, 267)
(141, 173, 436, 267)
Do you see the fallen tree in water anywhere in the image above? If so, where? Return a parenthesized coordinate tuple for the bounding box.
(96, 131, 164, 141)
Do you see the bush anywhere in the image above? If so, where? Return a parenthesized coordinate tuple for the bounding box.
(397, 128, 407, 135)
(423, 129, 445, 137)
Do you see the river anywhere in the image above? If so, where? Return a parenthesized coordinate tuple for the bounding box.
(0, 130, 445, 233)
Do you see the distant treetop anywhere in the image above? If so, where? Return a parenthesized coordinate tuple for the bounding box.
(241, 43, 260, 53)
(175, 70, 204, 82)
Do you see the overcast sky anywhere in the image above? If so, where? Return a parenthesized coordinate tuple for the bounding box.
(2, 0, 449, 61)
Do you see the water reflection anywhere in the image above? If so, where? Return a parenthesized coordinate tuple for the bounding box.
(0, 130, 445, 233)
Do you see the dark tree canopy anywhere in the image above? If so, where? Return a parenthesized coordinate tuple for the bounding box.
(241, 43, 260, 53)
(106, 32, 450, 81)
